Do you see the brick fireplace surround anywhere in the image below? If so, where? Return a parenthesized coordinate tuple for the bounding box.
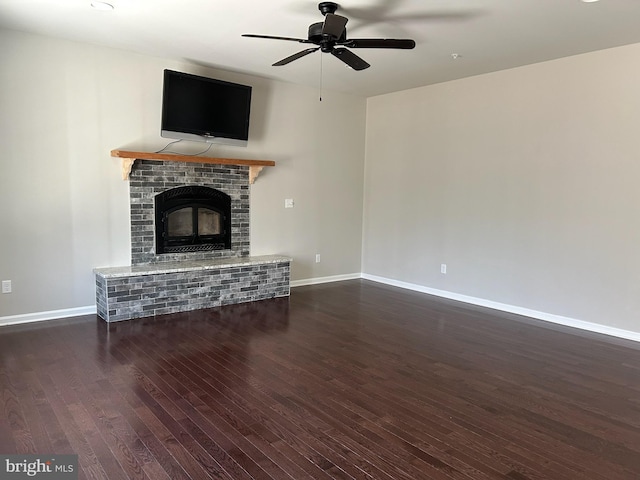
(94, 159, 290, 322)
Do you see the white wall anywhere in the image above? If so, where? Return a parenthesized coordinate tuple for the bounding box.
(363, 43, 640, 334)
(0, 28, 365, 319)
(4, 27, 639, 337)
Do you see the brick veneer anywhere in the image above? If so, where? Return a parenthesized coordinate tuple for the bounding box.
(95, 257, 290, 322)
(129, 160, 250, 264)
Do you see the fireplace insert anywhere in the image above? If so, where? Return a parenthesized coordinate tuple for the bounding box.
(154, 186, 231, 254)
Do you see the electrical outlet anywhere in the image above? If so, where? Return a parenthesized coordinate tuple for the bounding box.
(315, 254, 321, 263)
(440, 264, 447, 274)
(2, 280, 11, 294)
(284, 198, 294, 208)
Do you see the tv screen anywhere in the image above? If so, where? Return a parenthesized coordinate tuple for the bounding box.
(161, 69, 252, 147)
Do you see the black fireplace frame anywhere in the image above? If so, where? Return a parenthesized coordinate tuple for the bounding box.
(154, 186, 231, 254)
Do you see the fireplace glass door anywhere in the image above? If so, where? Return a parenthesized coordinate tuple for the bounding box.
(166, 206, 222, 238)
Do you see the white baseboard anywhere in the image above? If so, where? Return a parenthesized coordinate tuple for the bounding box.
(361, 273, 640, 344)
(3, 274, 639, 344)
(291, 273, 362, 288)
(0, 306, 97, 327)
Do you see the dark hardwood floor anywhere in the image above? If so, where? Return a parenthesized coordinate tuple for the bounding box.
(2, 279, 640, 479)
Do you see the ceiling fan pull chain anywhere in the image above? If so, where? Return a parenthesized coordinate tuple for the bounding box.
(319, 53, 323, 102)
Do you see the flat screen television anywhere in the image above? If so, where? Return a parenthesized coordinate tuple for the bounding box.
(161, 69, 252, 147)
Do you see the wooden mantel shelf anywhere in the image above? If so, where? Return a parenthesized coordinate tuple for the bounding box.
(111, 149, 275, 184)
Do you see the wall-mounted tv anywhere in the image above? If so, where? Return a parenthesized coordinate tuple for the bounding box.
(161, 69, 252, 147)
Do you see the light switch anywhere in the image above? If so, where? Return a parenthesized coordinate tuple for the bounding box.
(284, 198, 294, 208)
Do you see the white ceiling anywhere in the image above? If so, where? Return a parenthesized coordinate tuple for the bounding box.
(1, 0, 639, 97)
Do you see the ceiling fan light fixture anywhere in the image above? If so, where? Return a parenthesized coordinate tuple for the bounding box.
(91, 1, 114, 11)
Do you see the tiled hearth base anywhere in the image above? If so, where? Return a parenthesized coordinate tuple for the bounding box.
(94, 255, 290, 322)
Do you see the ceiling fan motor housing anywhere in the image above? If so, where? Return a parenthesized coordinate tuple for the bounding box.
(308, 21, 346, 48)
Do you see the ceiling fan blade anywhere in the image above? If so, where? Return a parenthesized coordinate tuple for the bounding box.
(322, 13, 348, 38)
(331, 48, 370, 71)
(273, 48, 320, 66)
(341, 38, 416, 49)
(242, 34, 311, 44)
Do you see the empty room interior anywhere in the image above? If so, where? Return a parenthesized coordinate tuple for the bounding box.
(1, 1, 640, 479)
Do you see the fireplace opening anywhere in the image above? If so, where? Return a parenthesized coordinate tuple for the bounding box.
(155, 186, 231, 254)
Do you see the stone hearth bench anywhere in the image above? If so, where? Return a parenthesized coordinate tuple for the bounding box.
(94, 255, 290, 322)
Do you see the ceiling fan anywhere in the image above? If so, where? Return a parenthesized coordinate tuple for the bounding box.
(242, 2, 416, 71)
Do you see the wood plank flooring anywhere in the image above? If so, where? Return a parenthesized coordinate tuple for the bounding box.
(2, 279, 640, 479)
